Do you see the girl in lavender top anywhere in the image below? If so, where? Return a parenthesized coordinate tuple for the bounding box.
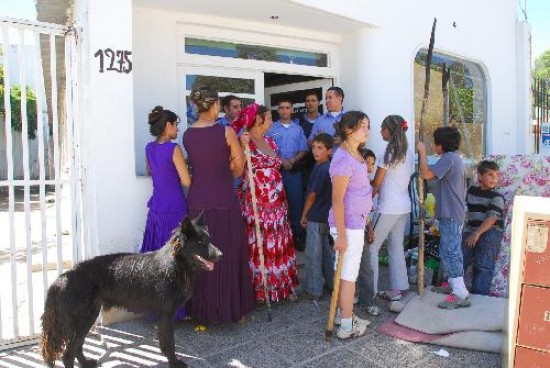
(329, 111, 373, 340)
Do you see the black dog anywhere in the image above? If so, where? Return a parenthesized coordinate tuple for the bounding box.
(40, 212, 221, 368)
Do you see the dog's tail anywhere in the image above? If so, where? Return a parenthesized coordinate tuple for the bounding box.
(40, 282, 66, 366)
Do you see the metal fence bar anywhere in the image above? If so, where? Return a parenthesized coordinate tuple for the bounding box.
(49, 33, 63, 276)
(18, 27, 35, 335)
(1, 16, 80, 349)
(533, 78, 550, 153)
(34, 30, 49, 300)
(0, 179, 69, 187)
(64, 32, 80, 265)
(2, 25, 19, 338)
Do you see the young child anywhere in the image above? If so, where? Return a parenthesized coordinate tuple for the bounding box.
(417, 126, 469, 309)
(300, 133, 334, 300)
(141, 106, 191, 321)
(363, 149, 376, 179)
(330, 111, 372, 339)
(461, 160, 505, 295)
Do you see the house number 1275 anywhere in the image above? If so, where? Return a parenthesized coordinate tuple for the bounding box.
(94, 49, 133, 74)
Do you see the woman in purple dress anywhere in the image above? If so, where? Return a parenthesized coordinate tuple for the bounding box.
(141, 106, 191, 320)
(183, 87, 254, 324)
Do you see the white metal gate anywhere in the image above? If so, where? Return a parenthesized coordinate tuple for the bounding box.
(0, 16, 82, 350)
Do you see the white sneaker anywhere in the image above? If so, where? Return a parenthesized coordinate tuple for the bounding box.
(336, 315, 370, 340)
(334, 309, 341, 325)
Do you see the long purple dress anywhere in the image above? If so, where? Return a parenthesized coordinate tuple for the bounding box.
(141, 141, 187, 320)
(183, 123, 254, 323)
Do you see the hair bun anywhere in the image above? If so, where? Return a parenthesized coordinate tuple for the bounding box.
(148, 106, 164, 125)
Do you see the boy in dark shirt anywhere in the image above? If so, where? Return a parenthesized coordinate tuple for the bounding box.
(300, 133, 334, 300)
(418, 126, 469, 309)
(462, 160, 505, 295)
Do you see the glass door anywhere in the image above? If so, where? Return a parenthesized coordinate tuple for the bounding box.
(179, 66, 264, 129)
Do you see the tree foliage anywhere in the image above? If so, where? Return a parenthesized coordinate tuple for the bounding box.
(0, 65, 39, 139)
(534, 49, 550, 80)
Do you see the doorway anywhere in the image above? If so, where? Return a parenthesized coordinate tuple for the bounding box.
(264, 73, 333, 121)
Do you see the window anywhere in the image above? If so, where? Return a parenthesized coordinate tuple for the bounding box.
(184, 74, 257, 126)
(414, 50, 487, 177)
(185, 38, 328, 67)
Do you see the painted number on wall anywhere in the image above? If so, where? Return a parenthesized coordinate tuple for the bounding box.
(94, 49, 132, 74)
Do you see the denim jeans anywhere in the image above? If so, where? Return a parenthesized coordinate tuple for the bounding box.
(438, 218, 464, 279)
(462, 228, 502, 295)
(305, 222, 334, 296)
(281, 170, 305, 242)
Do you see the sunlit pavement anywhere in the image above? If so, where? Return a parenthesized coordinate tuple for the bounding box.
(0, 262, 502, 368)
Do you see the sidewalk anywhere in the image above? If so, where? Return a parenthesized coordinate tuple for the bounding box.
(0, 266, 503, 368)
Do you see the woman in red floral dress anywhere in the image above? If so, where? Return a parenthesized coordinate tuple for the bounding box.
(233, 104, 299, 303)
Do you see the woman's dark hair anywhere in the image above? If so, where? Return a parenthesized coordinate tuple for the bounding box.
(382, 115, 408, 167)
(190, 86, 219, 113)
(477, 160, 499, 175)
(148, 105, 178, 137)
(334, 110, 369, 141)
(257, 105, 269, 119)
(433, 126, 461, 152)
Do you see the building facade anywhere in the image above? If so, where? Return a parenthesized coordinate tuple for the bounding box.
(72, 0, 531, 256)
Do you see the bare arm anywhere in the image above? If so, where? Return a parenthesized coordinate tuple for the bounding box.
(371, 166, 387, 197)
(301, 192, 317, 228)
(417, 141, 436, 180)
(464, 217, 498, 248)
(173, 145, 191, 187)
(290, 151, 307, 165)
(332, 175, 350, 252)
(226, 127, 246, 178)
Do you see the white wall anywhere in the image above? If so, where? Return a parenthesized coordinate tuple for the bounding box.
(298, 0, 525, 157)
(77, 0, 141, 257)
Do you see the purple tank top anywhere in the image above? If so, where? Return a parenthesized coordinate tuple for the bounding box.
(145, 141, 187, 213)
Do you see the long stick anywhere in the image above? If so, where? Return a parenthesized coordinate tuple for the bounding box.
(244, 139, 273, 321)
(417, 18, 437, 296)
(325, 251, 344, 342)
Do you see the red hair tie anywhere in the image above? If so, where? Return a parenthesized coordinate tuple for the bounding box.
(401, 120, 408, 131)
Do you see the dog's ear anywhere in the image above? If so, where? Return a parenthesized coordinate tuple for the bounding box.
(194, 211, 206, 227)
(180, 215, 194, 236)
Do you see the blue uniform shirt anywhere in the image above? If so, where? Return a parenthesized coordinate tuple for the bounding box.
(308, 109, 345, 140)
(268, 120, 308, 159)
(217, 116, 231, 127)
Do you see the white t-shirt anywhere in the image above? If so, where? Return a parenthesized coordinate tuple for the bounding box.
(376, 148, 413, 214)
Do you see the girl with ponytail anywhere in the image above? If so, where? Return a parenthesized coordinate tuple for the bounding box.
(357, 114, 412, 314)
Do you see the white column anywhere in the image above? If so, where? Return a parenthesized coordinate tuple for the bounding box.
(516, 21, 532, 154)
(76, 0, 136, 257)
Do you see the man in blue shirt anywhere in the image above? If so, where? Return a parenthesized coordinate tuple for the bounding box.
(308, 87, 345, 146)
(217, 95, 242, 127)
(268, 98, 308, 249)
(298, 91, 321, 139)
(298, 91, 322, 193)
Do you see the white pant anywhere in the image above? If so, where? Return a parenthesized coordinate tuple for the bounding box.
(330, 228, 365, 282)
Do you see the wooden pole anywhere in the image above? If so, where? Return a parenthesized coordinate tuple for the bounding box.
(325, 251, 344, 342)
(417, 18, 437, 296)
